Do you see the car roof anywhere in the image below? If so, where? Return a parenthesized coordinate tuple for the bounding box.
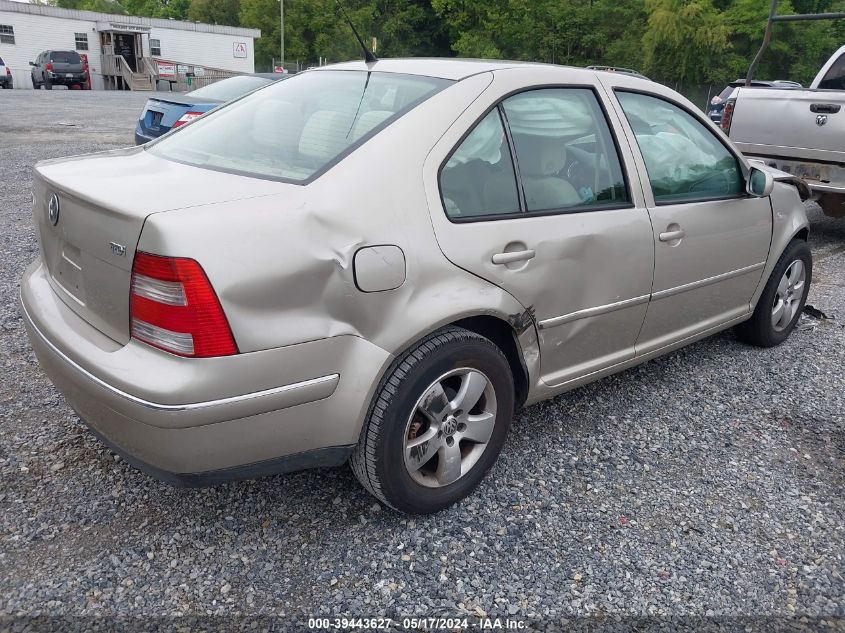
(312, 58, 626, 82)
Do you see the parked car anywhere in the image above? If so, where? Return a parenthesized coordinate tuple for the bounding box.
(707, 79, 802, 124)
(0, 55, 12, 89)
(20, 60, 812, 514)
(30, 50, 88, 90)
(134, 73, 287, 144)
(723, 45, 845, 218)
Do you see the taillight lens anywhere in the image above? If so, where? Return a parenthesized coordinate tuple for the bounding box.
(130, 252, 238, 358)
(45, 62, 53, 71)
(5, 68, 10, 76)
(172, 111, 204, 128)
(720, 99, 736, 134)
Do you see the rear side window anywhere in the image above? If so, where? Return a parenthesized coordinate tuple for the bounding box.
(502, 88, 628, 212)
(0, 56, 4, 65)
(185, 75, 272, 101)
(818, 53, 845, 90)
(441, 110, 521, 219)
(148, 70, 451, 183)
(51, 51, 82, 63)
(616, 91, 743, 204)
(440, 87, 629, 221)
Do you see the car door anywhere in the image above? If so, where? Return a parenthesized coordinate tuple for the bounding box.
(423, 67, 655, 388)
(604, 83, 772, 354)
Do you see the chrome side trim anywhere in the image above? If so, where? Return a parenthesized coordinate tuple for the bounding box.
(651, 262, 766, 301)
(21, 295, 339, 413)
(538, 294, 650, 330)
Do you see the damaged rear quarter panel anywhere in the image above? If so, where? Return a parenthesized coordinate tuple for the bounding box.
(137, 72, 538, 380)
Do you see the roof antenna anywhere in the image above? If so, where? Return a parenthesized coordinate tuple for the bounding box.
(334, 0, 378, 63)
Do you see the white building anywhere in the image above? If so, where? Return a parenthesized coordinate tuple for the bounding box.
(0, 0, 260, 90)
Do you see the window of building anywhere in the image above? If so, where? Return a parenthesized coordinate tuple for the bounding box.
(74, 33, 88, 51)
(0, 25, 15, 45)
(150, 38, 161, 56)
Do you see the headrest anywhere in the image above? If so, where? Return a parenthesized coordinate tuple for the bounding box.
(299, 110, 355, 162)
(514, 135, 567, 177)
(352, 110, 392, 140)
(251, 100, 303, 151)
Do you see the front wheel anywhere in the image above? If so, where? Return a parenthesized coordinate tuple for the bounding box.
(737, 238, 812, 347)
(351, 327, 515, 514)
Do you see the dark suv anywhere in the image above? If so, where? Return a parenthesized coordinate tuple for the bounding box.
(30, 50, 88, 90)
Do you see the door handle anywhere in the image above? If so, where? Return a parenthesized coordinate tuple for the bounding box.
(810, 103, 841, 114)
(491, 249, 536, 265)
(659, 228, 686, 242)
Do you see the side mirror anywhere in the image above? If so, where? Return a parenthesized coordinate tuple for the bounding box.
(747, 166, 774, 198)
(29, 61, 35, 66)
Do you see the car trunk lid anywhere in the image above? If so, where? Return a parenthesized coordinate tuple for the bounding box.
(33, 147, 290, 344)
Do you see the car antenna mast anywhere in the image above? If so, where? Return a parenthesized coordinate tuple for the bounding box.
(334, 0, 378, 63)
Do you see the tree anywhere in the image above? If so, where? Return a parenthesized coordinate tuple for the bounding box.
(187, 0, 240, 26)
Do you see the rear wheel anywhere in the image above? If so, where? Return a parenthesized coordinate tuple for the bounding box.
(736, 239, 812, 347)
(44, 76, 52, 90)
(31, 76, 39, 89)
(351, 326, 515, 514)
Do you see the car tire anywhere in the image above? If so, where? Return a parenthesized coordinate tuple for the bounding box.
(350, 326, 515, 514)
(44, 77, 52, 90)
(736, 238, 812, 348)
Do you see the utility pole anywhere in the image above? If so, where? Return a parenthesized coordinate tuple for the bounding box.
(280, 0, 285, 68)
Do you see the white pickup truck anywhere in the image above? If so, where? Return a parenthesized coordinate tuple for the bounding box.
(723, 45, 845, 218)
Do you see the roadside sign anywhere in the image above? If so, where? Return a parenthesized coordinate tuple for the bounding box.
(233, 42, 247, 58)
(157, 63, 176, 78)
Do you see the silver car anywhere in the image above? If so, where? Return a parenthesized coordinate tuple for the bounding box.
(20, 60, 812, 513)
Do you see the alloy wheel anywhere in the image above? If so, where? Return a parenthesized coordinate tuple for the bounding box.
(403, 368, 498, 488)
(771, 259, 806, 332)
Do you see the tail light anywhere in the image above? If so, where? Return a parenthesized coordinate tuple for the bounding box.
(45, 62, 53, 72)
(172, 111, 204, 128)
(130, 252, 238, 358)
(720, 99, 736, 134)
(5, 68, 9, 76)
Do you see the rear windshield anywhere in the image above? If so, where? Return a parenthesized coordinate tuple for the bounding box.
(148, 70, 452, 183)
(185, 75, 273, 101)
(51, 51, 81, 63)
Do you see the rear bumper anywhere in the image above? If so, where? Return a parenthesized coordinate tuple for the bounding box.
(134, 122, 158, 145)
(48, 72, 86, 85)
(20, 260, 393, 483)
(739, 152, 845, 196)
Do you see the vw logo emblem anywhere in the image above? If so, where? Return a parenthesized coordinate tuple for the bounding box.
(816, 114, 828, 127)
(48, 194, 60, 226)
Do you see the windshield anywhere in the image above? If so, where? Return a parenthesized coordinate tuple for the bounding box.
(51, 51, 81, 63)
(185, 75, 274, 102)
(148, 70, 451, 183)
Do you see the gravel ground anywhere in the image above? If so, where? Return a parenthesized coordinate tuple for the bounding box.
(0, 90, 843, 630)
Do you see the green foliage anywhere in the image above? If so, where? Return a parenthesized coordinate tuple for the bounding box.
(48, 0, 845, 89)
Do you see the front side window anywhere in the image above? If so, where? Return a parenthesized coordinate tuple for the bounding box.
(150, 38, 161, 57)
(616, 91, 743, 203)
(0, 25, 14, 45)
(502, 88, 628, 212)
(74, 33, 88, 51)
(148, 70, 451, 183)
(440, 109, 520, 219)
(818, 53, 845, 90)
